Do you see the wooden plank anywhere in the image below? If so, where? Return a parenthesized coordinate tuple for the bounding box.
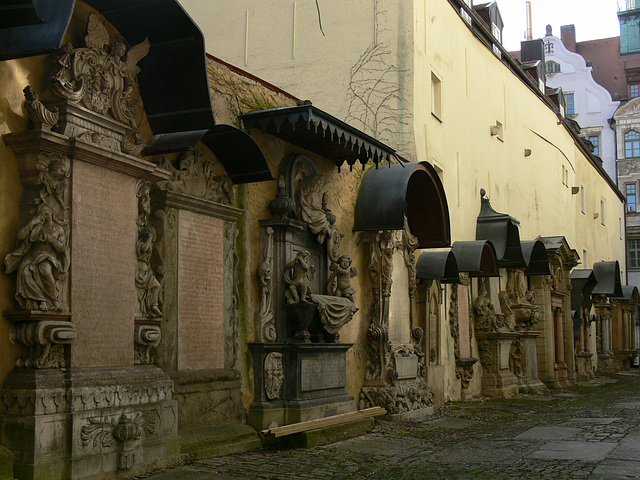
(262, 407, 387, 437)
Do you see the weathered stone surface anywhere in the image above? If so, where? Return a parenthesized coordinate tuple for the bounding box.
(527, 440, 616, 460)
(71, 160, 137, 367)
(177, 209, 224, 370)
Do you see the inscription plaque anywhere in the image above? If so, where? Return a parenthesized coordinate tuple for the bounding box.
(389, 251, 411, 345)
(177, 210, 224, 370)
(300, 357, 346, 391)
(71, 161, 137, 367)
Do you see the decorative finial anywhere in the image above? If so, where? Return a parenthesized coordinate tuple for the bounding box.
(269, 175, 295, 220)
(480, 188, 486, 198)
(546, 25, 552, 36)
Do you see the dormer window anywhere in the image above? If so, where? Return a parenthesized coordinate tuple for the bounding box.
(546, 61, 561, 74)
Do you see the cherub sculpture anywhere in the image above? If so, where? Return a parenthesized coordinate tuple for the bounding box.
(284, 250, 315, 304)
(327, 255, 359, 302)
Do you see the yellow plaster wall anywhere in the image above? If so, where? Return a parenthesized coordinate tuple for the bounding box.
(414, 1, 624, 266)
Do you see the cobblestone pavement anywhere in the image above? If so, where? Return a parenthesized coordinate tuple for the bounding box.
(141, 371, 640, 479)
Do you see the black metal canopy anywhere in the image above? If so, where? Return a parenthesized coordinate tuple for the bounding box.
(353, 161, 451, 248)
(200, 125, 272, 184)
(450, 240, 499, 277)
(0, 0, 274, 183)
(521, 240, 551, 275)
(416, 250, 459, 284)
(570, 269, 598, 313)
(475, 190, 525, 267)
(241, 105, 396, 168)
(592, 261, 623, 297)
(614, 285, 639, 303)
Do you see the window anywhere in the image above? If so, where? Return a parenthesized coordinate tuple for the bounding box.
(491, 23, 502, 43)
(581, 184, 586, 214)
(600, 198, 606, 226)
(431, 72, 442, 121)
(631, 83, 639, 99)
(620, 217, 623, 240)
(625, 130, 640, 157)
(565, 93, 575, 115)
(629, 239, 640, 268)
(546, 61, 561, 74)
(589, 135, 600, 156)
(627, 183, 637, 212)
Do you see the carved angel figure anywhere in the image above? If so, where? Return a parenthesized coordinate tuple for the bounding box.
(284, 250, 315, 304)
(4, 206, 69, 311)
(327, 255, 358, 302)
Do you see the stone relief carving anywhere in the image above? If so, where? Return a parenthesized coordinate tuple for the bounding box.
(23, 85, 59, 129)
(1, 382, 173, 416)
(479, 341, 493, 367)
(264, 352, 284, 400)
(9, 318, 77, 368)
(360, 379, 433, 415)
(134, 324, 161, 365)
(294, 173, 340, 262)
(504, 269, 540, 327)
(135, 180, 162, 318)
(473, 278, 503, 332)
(455, 363, 474, 389)
(81, 411, 157, 470)
(156, 150, 233, 205)
(52, 13, 149, 128)
(256, 227, 276, 342)
(268, 176, 295, 219)
(224, 221, 240, 367)
(284, 250, 315, 304)
(327, 255, 359, 302)
(450, 285, 460, 359)
(4, 153, 70, 312)
(509, 337, 525, 379)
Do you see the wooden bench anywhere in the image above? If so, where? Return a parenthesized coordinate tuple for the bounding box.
(261, 407, 387, 438)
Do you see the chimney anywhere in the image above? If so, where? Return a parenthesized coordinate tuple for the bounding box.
(561, 24, 576, 52)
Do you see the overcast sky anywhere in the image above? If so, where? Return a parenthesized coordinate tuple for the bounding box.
(498, 0, 623, 52)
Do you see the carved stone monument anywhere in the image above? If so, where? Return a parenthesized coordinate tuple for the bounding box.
(359, 222, 434, 418)
(1, 14, 178, 479)
(249, 154, 357, 429)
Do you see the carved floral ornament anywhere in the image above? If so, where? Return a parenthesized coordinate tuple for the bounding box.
(52, 13, 149, 128)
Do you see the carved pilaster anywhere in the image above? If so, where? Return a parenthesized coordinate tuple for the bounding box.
(224, 221, 240, 368)
(256, 227, 276, 342)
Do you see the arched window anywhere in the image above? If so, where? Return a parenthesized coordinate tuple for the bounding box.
(546, 61, 561, 74)
(625, 130, 640, 158)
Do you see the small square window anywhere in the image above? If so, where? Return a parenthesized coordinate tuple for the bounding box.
(565, 93, 575, 115)
(631, 84, 639, 98)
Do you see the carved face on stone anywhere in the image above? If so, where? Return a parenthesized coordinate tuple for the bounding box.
(339, 255, 351, 269)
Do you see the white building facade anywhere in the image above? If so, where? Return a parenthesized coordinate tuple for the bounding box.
(543, 26, 620, 180)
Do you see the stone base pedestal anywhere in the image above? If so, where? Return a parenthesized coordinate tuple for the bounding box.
(575, 352, 594, 381)
(598, 354, 622, 373)
(614, 350, 638, 370)
(248, 343, 354, 430)
(0, 366, 179, 480)
(477, 331, 519, 397)
(518, 333, 547, 393)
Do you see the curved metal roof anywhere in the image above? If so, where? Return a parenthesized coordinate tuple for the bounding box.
(353, 162, 451, 248)
(416, 250, 459, 283)
(475, 190, 525, 267)
(614, 285, 639, 303)
(450, 240, 499, 277)
(592, 261, 623, 297)
(521, 240, 551, 275)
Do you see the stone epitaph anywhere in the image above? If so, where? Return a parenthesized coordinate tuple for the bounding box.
(1, 13, 181, 479)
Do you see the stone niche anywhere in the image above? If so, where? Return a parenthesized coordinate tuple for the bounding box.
(1, 13, 180, 479)
(249, 154, 356, 429)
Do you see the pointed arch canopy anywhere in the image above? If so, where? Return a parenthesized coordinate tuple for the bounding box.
(354, 161, 451, 248)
